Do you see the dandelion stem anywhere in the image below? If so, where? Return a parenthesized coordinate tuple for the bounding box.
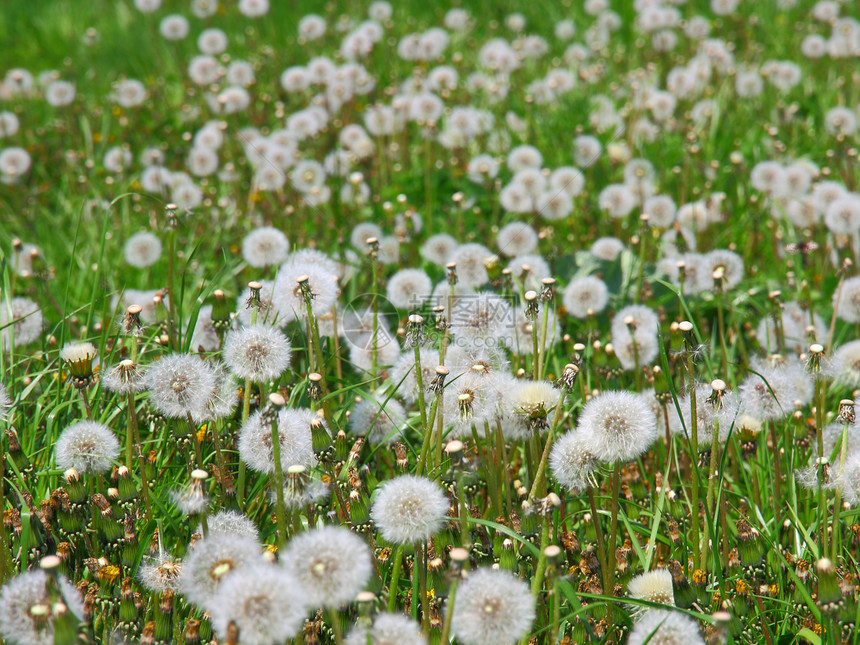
(418, 541, 430, 638)
(387, 544, 404, 612)
(329, 608, 344, 645)
(267, 407, 288, 549)
(416, 396, 439, 477)
(413, 342, 428, 431)
(439, 573, 459, 644)
(528, 391, 567, 500)
(832, 420, 850, 561)
(686, 351, 702, 571)
(587, 488, 608, 592)
(606, 461, 621, 608)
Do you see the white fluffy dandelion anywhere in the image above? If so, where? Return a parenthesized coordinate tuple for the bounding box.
(144, 354, 217, 419)
(206, 510, 260, 542)
(550, 430, 599, 493)
(627, 609, 705, 645)
(450, 567, 535, 645)
(563, 276, 609, 318)
(386, 269, 432, 310)
(238, 407, 318, 473)
(283, 526, 372, 609)
(496, 221, 538, 257)
(628, 569, 675, 606)
(349, 396, 407, 444)
(55, 421, 120, 474)
(208, 563, 306, 645)
(371, 475, 449, 544)
(223, 325, 292, 382)
(124, 232, 162, 268)
(242, 227, 289, 268)
(179, 533, 262, 611)
(0, 570, 84, 645)
(345, 613, 424, 645)
(578, 391, 657, 463)
(450, 243, 493, 288)
(272, 261, 339, 322)
(0, 297, 42, 348)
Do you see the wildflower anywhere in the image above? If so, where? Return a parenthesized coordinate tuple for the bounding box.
(223, 325, 292, 382)
(450, 568, 535, 645)
(550, 431, 599, 493)
(238, 407, 318, 474)
(55, 421, 120, 474)
(349, 396, 407, 445)
(698, 249, 744, 291)
(179, 533, 262, 611)
(242, 227, 289, 268)
(562, 276, 609, 319)
(449, 292, 514, 344)
(510, 380, 560, 432)
(208, 563, 306, 645)
(371, 474, 449, 544)
(0, 570, 84, 645)
(386, 269, 432, 310)
(283, 526, 372, 609)
(421, 233, 458, 266)
(59, 342, 97, 385)
(627, 609, 705, 645)
(0, 297, 42, 348)
(590, 237, 625, 261)
(345, 613, 424, 645)
(138, 552, 183, 593)
(144, 354, 217, 419)
(578, 391, 657, 463)
(272, 261, 339, 323)
(123, 231, 162, 268)
(628, 570, 675, 606)
(206, 510, 260, 542)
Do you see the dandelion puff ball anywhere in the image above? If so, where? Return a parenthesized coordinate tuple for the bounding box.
(371, 475, 449, 544)
(627, 609, 705, 645)
(205, 510, 260, 542)
(450, 243, 493, 288)
(578, 391, 657, 463)
(242, 227, 289, 268)
(497, 221, 538, 256)
(223, 325, 292, 382)
(238, 407, 317, 474)
(0, 297, 42, 348)
(450, 567, 535, 645)
(283, 526, 372, 609)
(209, 563, 305, 645)
(345, 613, 424, 645)
(550, 430, 599, 493)
(835, 276, 860, 323)
(55, 420, 120, 474)
(421, 233, 458, 266)
(628, 569, 675, 605)
(0, 383, 10, 421)
(563, 276, 609, 318)
(349, 396, 407, 444)
(0, 570, 84, 645)
(180, 533, 262, 611)
(386, 269, 433, 310)
(124, 232, 162, 268)
(144, 353, 217, 419)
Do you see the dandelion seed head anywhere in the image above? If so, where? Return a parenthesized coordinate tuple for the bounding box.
(563, 276, 609, 319)
(627, 609, 705, 645)
(124, 232, 163, 268)
(578, 391, 658, 462)
(345, 613, 424, 645)
(371, 475, 449, 544)
(223, 325, 292, 382)
(628, 569, 675, 606)
(349, 396, 407, 445)
(144, 354, 216, 419)
(550, 430, 599, 493)
(180, 533, 262, 612)
(238, 407, 318, 474)
(242, 227, 289, 268)
(55, 421, 120, 474)
(450, 568, 535, 645)
(283, 526, 372, 609)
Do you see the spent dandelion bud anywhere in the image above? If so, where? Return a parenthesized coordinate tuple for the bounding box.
(429, 365, 449, 394)
(838, 399, 856, 424)
(122, 304, 144, 336)
(524, 290, 539, 320)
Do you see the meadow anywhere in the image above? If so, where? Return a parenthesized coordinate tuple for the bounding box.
(1, 0, 859, 644)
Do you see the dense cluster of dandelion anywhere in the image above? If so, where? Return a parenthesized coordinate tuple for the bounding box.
(3, 0, 860, 643)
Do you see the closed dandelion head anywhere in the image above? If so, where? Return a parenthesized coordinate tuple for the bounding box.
(283, 526, 372, 609)
(144, 353, 216, 419)
(628, 569, 675, 607)
(578, 391, 657, 463)
(627, 609, 705, 645)
(550, 430, 599, 493)
(371, 474, 449, 544)
(349, 396, 407, 445)
(208, 563, 306, 645)
(345, 613, 424, 645)
(511, 380, 560, 432)
(205, 510, 260, 542)
(124, 231, 163, 268)
(450, 567, 535, 645)
(138, 552, 183, 593)
(59, 342, 98, 384)
(237, 280, 282, 328)
(55, 421, 120, 474)
(0, 569, 84, 645)
(102, 359, 146, 395)
(179, 533, 262, 611)
(223, 325, 292, 382)
(238, 407, 317, 474)
(242, 226, 289, 268)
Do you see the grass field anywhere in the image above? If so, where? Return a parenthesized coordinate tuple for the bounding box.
(1, 0, 860, 644)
